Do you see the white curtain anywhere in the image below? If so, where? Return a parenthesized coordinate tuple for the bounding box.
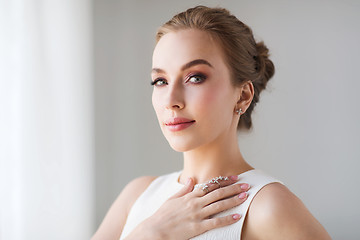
(0, 0, 94, 239)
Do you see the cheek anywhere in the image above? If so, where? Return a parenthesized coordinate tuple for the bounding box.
(152, 91, 162, 118)
(192, 85, 236, 136)
(191, 84, 233, 116)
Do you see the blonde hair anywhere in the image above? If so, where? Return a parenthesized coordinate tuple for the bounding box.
(156, 6, 275, 130)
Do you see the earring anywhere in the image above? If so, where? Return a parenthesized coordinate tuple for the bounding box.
(235, 108, 243, 115)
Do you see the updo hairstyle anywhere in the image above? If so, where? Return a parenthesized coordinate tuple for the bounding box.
(156, 6, 275, 130)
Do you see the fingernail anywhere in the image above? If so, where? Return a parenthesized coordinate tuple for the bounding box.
(230, 175, 238, 180)
(241, 183, 249, 190)
(232, 214, 241, 220)
(238, 192, 248, 199)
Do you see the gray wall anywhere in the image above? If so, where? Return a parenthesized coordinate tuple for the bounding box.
(94, 1, 360, 239)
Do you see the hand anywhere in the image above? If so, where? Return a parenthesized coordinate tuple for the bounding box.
(125, 175, 250, 240)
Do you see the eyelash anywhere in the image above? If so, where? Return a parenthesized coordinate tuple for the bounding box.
(151, 78, 167, 86)
(186, 73, 207, 84)
(151, 73, 207, 86)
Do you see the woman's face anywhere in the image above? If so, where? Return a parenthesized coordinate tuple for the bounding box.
(151, 29, 240, 152)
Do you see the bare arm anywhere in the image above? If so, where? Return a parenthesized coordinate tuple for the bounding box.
(242, 183, 331, 240)
(91, 176, 157, 240)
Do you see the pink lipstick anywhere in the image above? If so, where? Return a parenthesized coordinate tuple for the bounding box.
(164, 117, 195, 132)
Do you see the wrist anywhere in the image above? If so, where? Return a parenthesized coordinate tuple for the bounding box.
(125, 219, 166, 240)
(141, 219, 167, 240)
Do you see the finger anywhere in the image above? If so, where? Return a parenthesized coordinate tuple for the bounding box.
(201, 183, 250, 206)
(201, 192, 248, 217)
(170, 178, 194, 199)
(193, 175, 239, 197)
(200, 213, 242, 232)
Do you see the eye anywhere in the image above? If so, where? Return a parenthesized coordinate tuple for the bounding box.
(151, 78, 168, 86)
(187, 74, 207, 84)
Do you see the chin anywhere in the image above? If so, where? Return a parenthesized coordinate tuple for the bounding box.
(166, 137, 201, 152)
(169, 144, 191, 152)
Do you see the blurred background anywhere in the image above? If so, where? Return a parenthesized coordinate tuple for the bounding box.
(1, 0, 359, 239)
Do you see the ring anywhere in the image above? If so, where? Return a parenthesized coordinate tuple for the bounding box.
(202, 184, 209, 193)
(197, 176, 230, 194)
(208, 176, 229, 188)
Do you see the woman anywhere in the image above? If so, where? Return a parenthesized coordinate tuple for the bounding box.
(92, 6, 331, 240)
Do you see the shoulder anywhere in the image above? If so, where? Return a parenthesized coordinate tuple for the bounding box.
(122, 176, 158, 211)
(91, 175, 157, 240)
(115, 175, 158, 218)
(243, 183, 331, 240)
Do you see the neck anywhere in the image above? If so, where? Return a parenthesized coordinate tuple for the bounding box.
(178, 131, 253, 185)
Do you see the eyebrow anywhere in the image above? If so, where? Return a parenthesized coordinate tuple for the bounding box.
(151, 59, 213, 74)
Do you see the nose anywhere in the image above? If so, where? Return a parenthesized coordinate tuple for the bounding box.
(165, 83, 185, 111)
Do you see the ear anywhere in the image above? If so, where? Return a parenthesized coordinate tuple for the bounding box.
(236, 81, 254, 113)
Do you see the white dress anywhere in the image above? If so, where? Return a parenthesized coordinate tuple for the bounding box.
(120, 169, 282, 240)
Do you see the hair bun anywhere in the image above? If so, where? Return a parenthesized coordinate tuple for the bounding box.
(239, 41, 275, 129)
(254, 41, 275, 93)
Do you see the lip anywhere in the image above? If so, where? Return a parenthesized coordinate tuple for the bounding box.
(164, 117, 196, 132)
